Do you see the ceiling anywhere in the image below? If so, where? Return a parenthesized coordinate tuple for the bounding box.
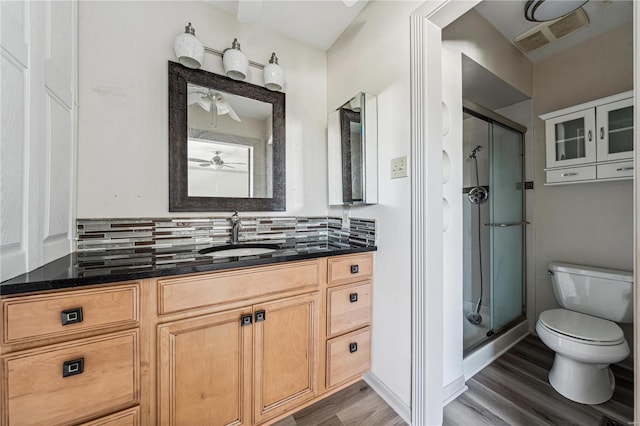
(474, 0, 633, 62)
(206, 0, 368, 50)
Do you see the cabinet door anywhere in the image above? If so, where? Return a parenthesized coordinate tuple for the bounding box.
(545, 109, 596, 168)
(596, 97, 634, 162)
(253, 293, 319, 424)
(157, 308, 252, 426)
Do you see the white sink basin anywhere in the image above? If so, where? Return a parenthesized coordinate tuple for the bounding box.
(198, 244, 280, 258)
(208, 247, 277, 258)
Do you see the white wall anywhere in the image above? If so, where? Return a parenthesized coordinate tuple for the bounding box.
(532, 23, 634, 339)
(442, 9, 533, 98)
(327, 0, 422, 411)
(77, 1, 327, 217)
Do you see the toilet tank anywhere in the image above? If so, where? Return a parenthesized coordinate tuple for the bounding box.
(549, 262, 634, 323)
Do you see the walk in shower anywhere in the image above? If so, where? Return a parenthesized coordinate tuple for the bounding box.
(462, 102, 526, 353)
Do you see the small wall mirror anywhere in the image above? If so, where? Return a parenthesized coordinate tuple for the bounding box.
(169, 62, 285, 211)
(328, 92, 378, 205)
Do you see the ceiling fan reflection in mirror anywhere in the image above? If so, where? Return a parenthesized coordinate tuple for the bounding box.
(188, 150, 247, 170)
(187, 85, 241, 127)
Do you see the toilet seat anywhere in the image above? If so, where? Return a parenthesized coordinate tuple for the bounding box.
(538, 309, 625, 346)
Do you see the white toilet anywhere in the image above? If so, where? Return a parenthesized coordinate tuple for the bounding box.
(536, 262, 633, 405)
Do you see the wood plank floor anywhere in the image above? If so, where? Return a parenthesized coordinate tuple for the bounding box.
(273, 381, 406, 426)
(444, 334, 634, 426)
(275, 334, 633, 426)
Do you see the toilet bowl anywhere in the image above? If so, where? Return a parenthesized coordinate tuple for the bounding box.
(536, 262, 633, 405)
(536, 309, 629, 404)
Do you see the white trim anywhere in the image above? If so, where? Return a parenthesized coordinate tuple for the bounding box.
(539, 90, 633, 120)
(442, 376, 467, 407)
(463, 322, 529, 381)
(633, 1, 639, 422)
(364, 372, 411, 424)
(410, 1, 480, 425)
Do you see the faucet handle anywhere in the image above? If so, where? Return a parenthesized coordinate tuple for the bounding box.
(231, 211, 240, 223)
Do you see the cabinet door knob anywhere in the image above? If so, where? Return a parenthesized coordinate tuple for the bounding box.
(255, 310, 266, 323)
(62, 358, 84, 378)
(600, 127, 605, 140)
(61, 307, 83, 326)
(349, 342, 358, 353)
(349, 293, 359, 303)
(240, 314, 253, 327)
(588, 130, 592, 141)
(350, 265, 359, 274)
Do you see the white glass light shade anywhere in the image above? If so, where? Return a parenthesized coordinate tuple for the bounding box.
(263, 64, 284, 91)
(174, 24, 203, 69)
(524, 0, 589, 22)
(223, 39, 248, 80)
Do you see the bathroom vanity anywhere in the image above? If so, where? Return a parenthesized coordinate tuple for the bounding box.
(0, 248, 374, 425)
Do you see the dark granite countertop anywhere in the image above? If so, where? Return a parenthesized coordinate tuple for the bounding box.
(0, 243, 377, 296)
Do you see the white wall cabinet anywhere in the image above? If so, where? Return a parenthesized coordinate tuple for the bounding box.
(541, 91, 633, 185)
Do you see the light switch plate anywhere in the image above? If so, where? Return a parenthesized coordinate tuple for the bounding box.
(391, 156, 408, 179)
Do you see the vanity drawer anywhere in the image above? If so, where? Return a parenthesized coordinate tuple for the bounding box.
(158, 260, 320, 315)
(3, 284, 139, 345)
(597, 161, 634, 179)
(327, 253, 373, 286)
(2, 330, 139, 426)
(326, 327, 371, 389)
(546, 166, 596, 184)
(327, 282, 371, 338)
(80, 406, 140, 426)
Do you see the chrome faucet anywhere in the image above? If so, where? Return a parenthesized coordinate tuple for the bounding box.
(230, 211, 241, 245)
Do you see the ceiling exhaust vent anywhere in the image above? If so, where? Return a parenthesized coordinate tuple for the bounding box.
(514, 8, 589, 53)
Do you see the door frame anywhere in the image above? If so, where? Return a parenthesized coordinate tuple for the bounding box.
(409, 1, 639, 424)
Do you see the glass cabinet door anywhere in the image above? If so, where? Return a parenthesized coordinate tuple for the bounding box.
(596, 97, 634, 162)
(545, 109, 596, 168)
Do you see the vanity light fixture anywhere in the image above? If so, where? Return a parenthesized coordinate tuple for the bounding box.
(223, 38, 249, 81)
(263, 53, 285, 91)
(524, 0, 589, 22)
(174, 23, 204, 69)
(174, 26, 286, 91)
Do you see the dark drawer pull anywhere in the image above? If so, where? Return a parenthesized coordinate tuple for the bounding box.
(240, 314, 253, 327)
(62, 358, 84, 378)
(255, 310, 266, 323)
(349, 293, 358, 303)
(61, 307, 83, 326)
(350, 265, 359, 274)
(349, 342, 358, 353)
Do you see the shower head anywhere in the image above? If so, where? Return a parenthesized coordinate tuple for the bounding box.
(469, 145, 483, 159)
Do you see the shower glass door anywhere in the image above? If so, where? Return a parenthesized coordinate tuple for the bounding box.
(489, 122, 524, 332)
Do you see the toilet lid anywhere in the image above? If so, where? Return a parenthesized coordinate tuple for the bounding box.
(539, 309, 624, 343)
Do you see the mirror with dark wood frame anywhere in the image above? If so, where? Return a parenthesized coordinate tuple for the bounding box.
(168, 61, 286, 211)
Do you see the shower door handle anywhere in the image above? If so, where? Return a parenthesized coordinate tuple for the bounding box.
(483, 221, 530, 227)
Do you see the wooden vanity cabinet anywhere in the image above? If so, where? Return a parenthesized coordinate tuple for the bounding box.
(155, 260, 322, 426)
(1, 283, 142, 426)
(324, 254, 373, 391)
(1, 252, 374, 426)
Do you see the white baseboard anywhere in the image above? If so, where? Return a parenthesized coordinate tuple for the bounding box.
(363, 372, 411, 424)
(442, 375, 467, 406)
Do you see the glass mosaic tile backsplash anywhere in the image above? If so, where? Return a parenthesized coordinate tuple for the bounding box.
(77, 216, 376, 254)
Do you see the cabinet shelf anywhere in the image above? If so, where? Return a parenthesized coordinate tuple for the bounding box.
(609, 126, 633, 134)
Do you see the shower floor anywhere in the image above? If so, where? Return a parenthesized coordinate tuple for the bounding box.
(463, 300, 491, 351)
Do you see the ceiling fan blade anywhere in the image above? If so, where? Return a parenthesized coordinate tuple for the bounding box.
(215, 95, 242, 122)
(224, 162, 247, 165)
(188, 157, 210, 162)
(199, 163, 212, 167)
